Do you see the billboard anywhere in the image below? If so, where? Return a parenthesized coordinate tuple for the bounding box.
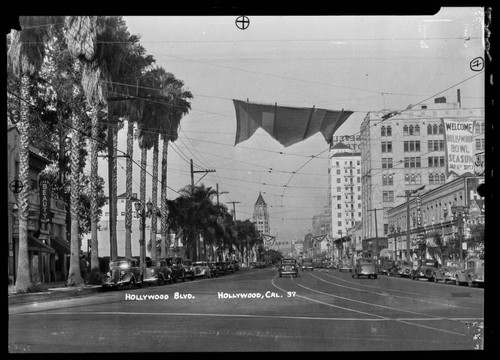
(442, 118, 475, 177)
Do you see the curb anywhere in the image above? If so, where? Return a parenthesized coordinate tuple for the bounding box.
(8, 286, 103, 306)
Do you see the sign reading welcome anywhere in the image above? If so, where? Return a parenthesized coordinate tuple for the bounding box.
(442, 118, 475, 176)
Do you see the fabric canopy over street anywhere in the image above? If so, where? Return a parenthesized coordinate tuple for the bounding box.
(233, 99, 354, 147)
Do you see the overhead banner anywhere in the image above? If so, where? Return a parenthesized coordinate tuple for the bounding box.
(442, 118, 475, 177)
(233, 99, 353, 147)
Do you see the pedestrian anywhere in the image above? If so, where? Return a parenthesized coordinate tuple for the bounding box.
(80, 255, 89, 285)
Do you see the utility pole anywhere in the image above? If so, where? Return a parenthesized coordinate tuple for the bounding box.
(397, 185, 425, 262)
(190, 159, 215, 194)
(227, 201, 241, 221)
(216, 183, 229, 205)
(189, 159, 215, 260)
(367, 208, 383, 260)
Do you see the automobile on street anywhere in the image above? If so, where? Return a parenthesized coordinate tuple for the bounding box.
(411, 259, 439, 281)
(351, 257, 378, 279)
(143, 259, 174, 286)
(101, 258, 143, 290)
(278, 258, 299, 278)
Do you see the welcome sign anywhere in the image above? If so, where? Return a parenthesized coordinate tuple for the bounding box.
(442, 118, 475, 177)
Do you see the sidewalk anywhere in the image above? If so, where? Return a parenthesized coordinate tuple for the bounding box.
(8, 281, 103, 306)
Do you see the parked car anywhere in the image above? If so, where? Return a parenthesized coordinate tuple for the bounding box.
(411, 259, 439, 281)
(388, 260, 414, 278)
(338, 259, 352, 272)
(182, 259, 196, 280)
(352, 258, 378, 279)
(301, 258, 314, 271)
(102, 258, 143, 290)
(464, 259, 484, 287)
(193, 261, 212, 279)
(231, 260, 240, 271)
(165, 257, 186, 282)
(278, 258, 299, 278)
(208, 262, 219, 277)
(143, 258, 173, 286)
(434, 260, 464, 284)
(225, 261, 235, 273)
(215, 261, 228, 275)
(379, 259, 396, 275)
(454, 258, 484, 287)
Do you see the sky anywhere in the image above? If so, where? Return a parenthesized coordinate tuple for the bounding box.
(97, 8, 485, 242)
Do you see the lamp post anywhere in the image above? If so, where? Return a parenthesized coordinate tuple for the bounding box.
(396, 226, 401, 260)
(451, 204, 469, 261)
(404, 185, 425, 262)
(134, 199, 152, 271)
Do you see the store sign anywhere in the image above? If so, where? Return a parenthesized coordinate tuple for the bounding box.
(39, 179, 52, 223)
(442, 118, 475, 176)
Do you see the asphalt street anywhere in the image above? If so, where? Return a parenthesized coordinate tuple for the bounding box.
(8, 268, 484, 352)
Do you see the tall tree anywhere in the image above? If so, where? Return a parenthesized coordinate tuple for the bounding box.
(7, 16, 62, 292)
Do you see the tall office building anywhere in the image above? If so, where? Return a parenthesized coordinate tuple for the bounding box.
(328, 143, 362, 240)
(360, 97, 485, 246)
(252, 192, 270, 235)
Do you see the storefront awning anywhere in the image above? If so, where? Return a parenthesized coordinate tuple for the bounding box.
(50, 236, 71, 255)
(28, 234, 55, 254)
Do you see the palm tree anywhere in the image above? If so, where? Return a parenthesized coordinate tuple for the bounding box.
(158, 72, 192, 259)
(8, 16, 63, 292)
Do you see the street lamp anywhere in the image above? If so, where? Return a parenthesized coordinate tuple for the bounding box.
(405, 185, 425, 262)
(134, 199, 153, 271)
(451, 204, 469, 261)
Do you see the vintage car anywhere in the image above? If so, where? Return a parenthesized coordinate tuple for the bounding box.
(301, 259, 314, 271)
(411, 259, 439, 281)
(143, 258, 174, 286)
(454, 259, 484, 287)
(182, 259, 196, 280)
(338, 259, 352, 272)
(379, 259, 396, 275)
(192, 261, 212, 279)
(215, 261, 228, 275)
(231, 260, 240, 271)
(225, 261, 235, 273)
(279, 258, 299, 278)
(165, 256, 186, 282)
(388, 260, 414, 278)
(352, 258, 378, 279)
(433, 260, 465, 284)
(102, 258, 143, 290)
(208, 262, 219, 277)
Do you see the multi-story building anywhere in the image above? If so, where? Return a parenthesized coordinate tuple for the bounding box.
(360, 97, 485, 257)
(328, 143, 362, 239)
(252, 192, 270, 235)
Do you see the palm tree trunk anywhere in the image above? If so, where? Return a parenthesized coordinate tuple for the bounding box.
(66, 112, 85, 287)
(160, 139, 168, 259)
(150, 135, 159, 260)
(139, 145, 147, 270)
(89, 106, 100, 274)
(125, 120, 134, 259)
(14, 74, 33, 292)
(107, 118, 118, 261)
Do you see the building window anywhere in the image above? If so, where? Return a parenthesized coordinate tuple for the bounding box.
(415, 125, 420, 135)
(404, 141, 420, 152)
(386, 126, 392, 136)
(409, 125, 414, 135)
(338, 221, 342, 227)
(476, 138, 485, 150)
(411, 174, 416, 184)
(403, 125, 408, 136)
(438, 124, 444, 134)
(429, 174, 434, 184)
(337, 204, 342, 209)
(336, 169, 341, 175)
(381, 126, 386, 137)
(382, 158, 393, 168)
(405, 174, 410, 184)
(337, 187, 341, 192)
(338, 213, 342, 218)
(121, 212, 125, 216)
(381, 141, 392, 153)
(383, 191, 394, 202)
(440, 173, 446, 183)
(337, 178, 341, 183)
(337, 195, 341, 200)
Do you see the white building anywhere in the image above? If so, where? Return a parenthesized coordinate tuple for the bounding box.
(328, 143, 362, 240)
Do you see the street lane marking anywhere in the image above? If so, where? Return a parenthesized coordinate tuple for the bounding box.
(317, 270, 483, 307)
(306, 271, 480, 311)
(13, 311, 484, 323)
(271, 275, 470, 337)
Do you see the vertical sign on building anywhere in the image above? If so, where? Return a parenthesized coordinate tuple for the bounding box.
(39, 179, 51, 233)
(442, 118, 475, 177)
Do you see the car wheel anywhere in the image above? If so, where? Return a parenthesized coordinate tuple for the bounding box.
(129, 278, 135, 290)
(279, 273, 282, 278)
(373, 274, 378, 279)
(468, 278, 474, 287)
(455, 277, 462, 286)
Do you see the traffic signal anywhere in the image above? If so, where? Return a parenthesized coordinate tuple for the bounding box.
(476, 183, 486, 197)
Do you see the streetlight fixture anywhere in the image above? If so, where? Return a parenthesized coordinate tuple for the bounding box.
(134, 200, 153, 271)
(451, 204, 469, 261)
(405, 185, 425, 262)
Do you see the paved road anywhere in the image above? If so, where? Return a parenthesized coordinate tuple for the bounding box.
(8, 268, 484, 352)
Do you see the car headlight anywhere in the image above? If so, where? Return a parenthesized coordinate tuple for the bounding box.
(121, 270, 126, 276)
(151, 269, 155, 273)
(106, 272, 111, 276)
